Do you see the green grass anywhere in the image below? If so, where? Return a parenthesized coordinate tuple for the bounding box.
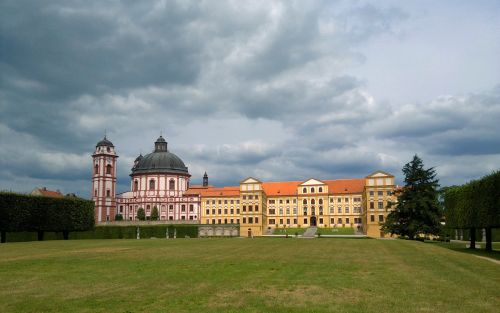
(273, 227, 305, 235)
(317, 227, 355, 235)
(0, 239, 499, 313)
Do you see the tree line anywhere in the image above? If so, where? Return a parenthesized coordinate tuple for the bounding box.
(0, 192, 94, 243)
(442, 171, 500, 251)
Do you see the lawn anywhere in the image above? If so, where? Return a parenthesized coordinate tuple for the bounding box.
(0, 238, 499, 313)
(317, 227, 355, 235)
(273, 227, 306, 235)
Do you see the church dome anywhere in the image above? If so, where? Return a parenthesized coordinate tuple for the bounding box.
(131, 136, 188, 175)
(96, 136, 114, 147)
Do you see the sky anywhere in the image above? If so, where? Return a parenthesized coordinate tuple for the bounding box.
(1, 0, 499, 198)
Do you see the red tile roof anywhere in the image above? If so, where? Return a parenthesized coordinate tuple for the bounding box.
(198, 186, 240, 197)
(324, 179, 365, 194)
(262, 181, 302, 196)
(31, 187, 64, 198)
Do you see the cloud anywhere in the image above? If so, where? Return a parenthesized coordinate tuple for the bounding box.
(0, 1, 499, 197)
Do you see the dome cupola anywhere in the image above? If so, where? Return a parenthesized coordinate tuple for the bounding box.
(131, 136, 188, 176)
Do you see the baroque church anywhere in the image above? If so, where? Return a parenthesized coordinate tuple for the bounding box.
(92, 135, 203, 223)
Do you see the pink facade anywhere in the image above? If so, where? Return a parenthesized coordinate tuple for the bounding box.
(92, 135, 200, 223)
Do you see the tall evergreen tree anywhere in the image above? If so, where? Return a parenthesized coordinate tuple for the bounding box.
(151, 206, 159, 221)
(136, 208, 146, 221)
(382, 155, 442, 239)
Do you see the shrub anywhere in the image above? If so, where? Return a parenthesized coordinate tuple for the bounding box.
(136, 208, 145, 221)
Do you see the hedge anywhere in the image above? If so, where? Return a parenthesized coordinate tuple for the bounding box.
(0, 192, 94, 242)
(3, 225, 200, 242)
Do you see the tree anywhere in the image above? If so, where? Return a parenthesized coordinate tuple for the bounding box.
(114, 214, 123, 221)
(136, 208, 145, 221)
(382, 154, 442, 240)
(151, 206, 159, 221)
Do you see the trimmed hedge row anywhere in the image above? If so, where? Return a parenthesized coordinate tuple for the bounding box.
(0, 192, 94, 242)
(3, 225, 199, 242)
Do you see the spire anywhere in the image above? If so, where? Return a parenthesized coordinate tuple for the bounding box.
(203, 172, 208, 187)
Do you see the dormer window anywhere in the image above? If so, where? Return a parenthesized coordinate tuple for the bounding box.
(311, 187, 315, 193)
(319, 187, 323, 192)
(302, 187, 307, 193)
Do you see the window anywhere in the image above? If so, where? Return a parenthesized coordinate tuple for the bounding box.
(286, 199, 290, 204)
(279, 199, 283, 204)
(248, 217, 253, 224)
(212, 200, 216, 205)
(345, 197, 349, 202)
(346, 218, 350, 224)
(181, 205, 186, 212)
(378, 202, 384, 210)
(311, 199, 315, 205)
(269, 199, 275, 204)
(268, 208, 275, 214)
(230, 209, 234, 214)
(94, 189, 97, 197)
(134, 180, 138, 191)
(218, 209, 221, 214)
(378, 191, 383, 196)
(243, 217, 247, 223)
(279, 208, 283, 215)
(249, 205, 253, 212)
(169, 205, 173, 211)
(269, 219, 275, 225)
(303, 199, 307, 205)
(354, 218, 362, 224)
(106, 164, 112, 175)
(319, 218, 323, 224)
(293, 218, 297, 224)
(212, 209, 215, 214)
(379, 215, 384, 222)
(243, 205, 246, 212)
(242, 195, 246, 200)
(248, 195, 253, 200)
(338, 218, 342, 224)
(218, 200, 221, 204)
(337, 198, 342, 203)
(224, 219, 227, 224)
(338, 207, 342, 214)
(189, 204, 194, 212)
(231, 200, 234, 204)
(330, 198, 333, 203)
(319, 187, 323, 192)
(206, 200, 209, 204)
(304, 218, 307, 224)
(255, 195, 259, 200)
(212, 219, 216, 224)
(224, 209, 228, 214)
(119, 206, 123, 213)
(255, 205, 259, 212)
(94, 164, 99, 174)
(218, 219, 221, 224)
(149, 179, 155, 190)
(169, 179, 175, 190)
(206, 209, 209, 215)
(369, 191, 374, 196)
(181, 216, 186, 220)
(224, 200, 228, 204)
(255, 217, 259, 223)
(106, 189, 110, 197)
(303, 207, 307, 215)
(303, 187, 307, 193)
(293, 207, 297, 215)
(370, 202, 374, 209)
(311, 187, 315, 193)
(293, 199, 297, 204)
(370, 215, 375, 222)
(345, 207, 349, 214)
(330, 218, 334, 224)
(319, 199, 323, 205)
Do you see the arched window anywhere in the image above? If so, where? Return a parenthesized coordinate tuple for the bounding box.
(149, 179, 155, 190)
(311, 187, 315, 193)
(302, 187, 307, 193)
(319, 199, 323, 205)
(106, 164, 112, 175)
(134, 180, 138, 191)
(311, 199, 315, 205)
(94, 164, 99, 174)
(303, 199, 307, 205)
(94, 189, 97, 196)
(169, 179, 175, 190)
(319, 187, 323, 192)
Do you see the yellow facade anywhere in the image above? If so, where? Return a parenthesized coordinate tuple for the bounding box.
(195, 171, 396, 238)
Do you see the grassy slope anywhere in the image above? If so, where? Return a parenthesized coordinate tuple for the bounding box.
(0, 239, 499, 313)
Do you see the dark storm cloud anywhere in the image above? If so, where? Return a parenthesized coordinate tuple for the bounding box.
(1, 0, 499, 196)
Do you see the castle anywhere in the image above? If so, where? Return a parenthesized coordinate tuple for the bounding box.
(92, 136, 396, 237)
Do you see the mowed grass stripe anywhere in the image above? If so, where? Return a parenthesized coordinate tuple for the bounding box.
(0, 238, 498, 313)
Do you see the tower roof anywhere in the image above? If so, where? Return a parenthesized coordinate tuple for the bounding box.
(96, 136, 114, 147)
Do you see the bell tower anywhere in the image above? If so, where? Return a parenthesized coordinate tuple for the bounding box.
(203, 172, 209, 187)
(92, 136, 118, 223)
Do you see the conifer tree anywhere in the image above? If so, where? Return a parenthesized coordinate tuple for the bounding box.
(136, 207, 146, 221)
(151, 206, 159, 221)
(382, 155, 442, 239)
